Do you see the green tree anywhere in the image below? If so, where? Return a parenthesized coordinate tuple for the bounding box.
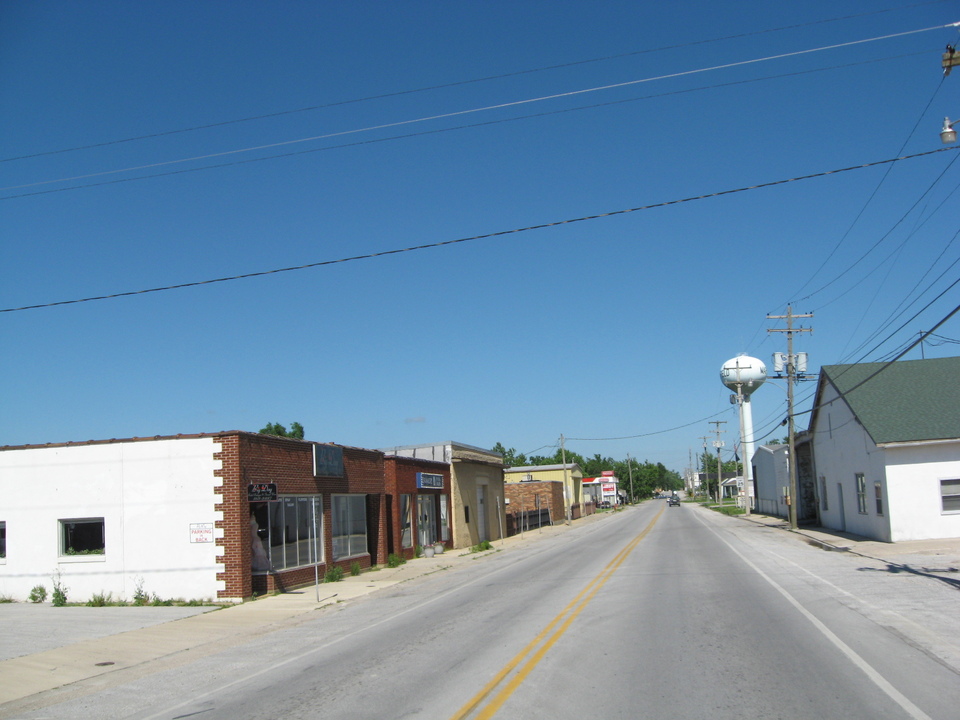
(259, 422, 304, 439)
(491, 442, 527, 467)
(496, 441, 683, 501)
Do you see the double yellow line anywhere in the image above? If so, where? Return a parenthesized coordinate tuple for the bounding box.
(449, 504, 665, 720)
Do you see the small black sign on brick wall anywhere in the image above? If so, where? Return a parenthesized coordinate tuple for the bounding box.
(248, 483, 278, 502)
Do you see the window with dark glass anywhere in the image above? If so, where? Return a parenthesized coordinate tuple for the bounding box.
(0, 521, 5, 559)
(253, 496, 321, 572)
(60, 518, 105, 555)
(856, 474, 867, 514)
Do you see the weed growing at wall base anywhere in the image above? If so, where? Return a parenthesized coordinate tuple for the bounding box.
(51, 571, 68, 607)
(324, 566, 344, 583)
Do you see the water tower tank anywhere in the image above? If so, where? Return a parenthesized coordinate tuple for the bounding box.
(720, 355, 766, 395)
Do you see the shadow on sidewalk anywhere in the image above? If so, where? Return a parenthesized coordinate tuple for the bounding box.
(857, 563, 960, 591)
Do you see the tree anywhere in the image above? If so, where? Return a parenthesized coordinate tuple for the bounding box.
(491, 442, 527, 467)
(495, 440, 683, 501)
(259, 422, 304, 440)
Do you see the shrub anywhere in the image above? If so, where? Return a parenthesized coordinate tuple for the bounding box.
(29, 585, 48, 603)
(387, 553, 406, 568)
(87, 591, 112, 607)
(324, 565, 344, 583)
(0, 595, 15, 603)
(470, 540, 493, 553)
(350, 561, 361, 576)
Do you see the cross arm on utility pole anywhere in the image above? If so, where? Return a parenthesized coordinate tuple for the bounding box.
(767, 306, 814, 530)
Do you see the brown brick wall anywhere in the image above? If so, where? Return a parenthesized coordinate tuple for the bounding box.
(383, 456, 451, 559)
(504, 481, 564, 535)
(217, 433, 388, 599)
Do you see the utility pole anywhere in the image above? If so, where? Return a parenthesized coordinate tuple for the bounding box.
(709, 421, 726, 505)
(698, 436, 710, 499)
(627, 453, 634, 504)
(768, 306, 813, 530)
(560, 434, 571, 525)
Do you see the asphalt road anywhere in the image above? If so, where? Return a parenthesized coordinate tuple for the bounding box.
(7, 503, 960, 719)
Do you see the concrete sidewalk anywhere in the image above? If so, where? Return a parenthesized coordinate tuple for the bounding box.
(0, 514, 602, 707)
(737, 510, 960, 578)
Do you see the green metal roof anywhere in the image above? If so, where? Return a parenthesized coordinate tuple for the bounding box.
(820, 357, 960, 444)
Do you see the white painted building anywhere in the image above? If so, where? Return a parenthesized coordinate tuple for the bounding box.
(0, 436, 223, 603)
(810, 357, 960, 542)
(752, 444, 790, 518)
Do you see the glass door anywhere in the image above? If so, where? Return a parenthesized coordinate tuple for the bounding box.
(417, 494, 437, 547)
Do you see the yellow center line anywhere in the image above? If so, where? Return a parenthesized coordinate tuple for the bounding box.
(449, 504, 665, 720)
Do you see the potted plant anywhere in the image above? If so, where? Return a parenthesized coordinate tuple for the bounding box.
(433, 541, 444, 554)
(423, 544, 435, 558)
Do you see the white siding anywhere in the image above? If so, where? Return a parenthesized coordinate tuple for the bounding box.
(0, 438, 223, 602)
(811, 383, 891, 541)
(885, 442, 960, 541)
(753, 445, 789, 518)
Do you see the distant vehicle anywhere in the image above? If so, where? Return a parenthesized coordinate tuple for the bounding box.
(668, 495, 681, 507)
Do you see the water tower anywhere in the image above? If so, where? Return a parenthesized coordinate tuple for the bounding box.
(720, 355, 766, 509)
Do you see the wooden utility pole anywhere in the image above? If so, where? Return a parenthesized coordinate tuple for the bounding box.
(698, 436, 710, 498)
(560, 434, 571, 525)
(767, 306, 813, 529)
(709, 421, 726, 505)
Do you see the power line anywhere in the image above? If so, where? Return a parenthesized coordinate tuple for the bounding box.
(565, 408, 732, 443)
(2, 146, 955, 314)
(2, 52, 926, 202)
(786, 75, 949, 305)
(4, 1, 946, 164)
(5, 22, 952, 194)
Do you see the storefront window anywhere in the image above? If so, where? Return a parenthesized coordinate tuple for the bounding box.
(439, 495, 449, 542)
(332, 494, 368, 560)
(400, 494, 412, 548)
(251, 496, 321, 573)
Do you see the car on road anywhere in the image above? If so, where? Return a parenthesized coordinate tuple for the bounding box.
(668, 495, 681, 507)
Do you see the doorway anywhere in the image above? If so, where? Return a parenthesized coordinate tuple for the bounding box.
(417, 495, 437, 547)
(476, 484, 488, 542)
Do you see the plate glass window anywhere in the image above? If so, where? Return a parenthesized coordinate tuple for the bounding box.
(332, 495, 368, 561)
(0, 521, 5, 559)
(253, 496, 321, 572)
(400, 494, 413, 548)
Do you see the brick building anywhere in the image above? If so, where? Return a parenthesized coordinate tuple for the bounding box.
(0, 432, 388, 603)
(503, 480, 564, 534)
(383, 455, 452, 559)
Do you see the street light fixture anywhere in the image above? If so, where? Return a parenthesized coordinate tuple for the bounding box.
(941, 117, 957, 144)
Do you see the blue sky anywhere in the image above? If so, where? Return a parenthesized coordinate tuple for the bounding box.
(2, 1, 959, 474)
